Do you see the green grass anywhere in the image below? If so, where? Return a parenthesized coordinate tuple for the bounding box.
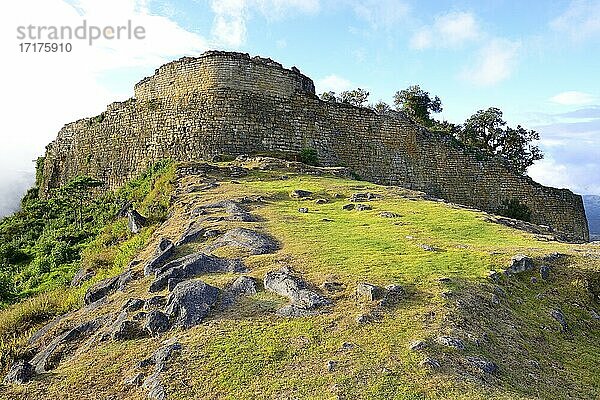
(1, 167, 597, 400)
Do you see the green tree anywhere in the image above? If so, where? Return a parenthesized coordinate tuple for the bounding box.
(320, 91, 337, 103)
(393, 85, 442, 127)
(339, 88, 370, 107)
(460, 107, 543, 174)
(371, 101, 392, 115)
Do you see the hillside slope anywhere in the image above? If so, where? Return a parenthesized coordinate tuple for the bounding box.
(1, 158, 599, 400)
(583, 195, 600, 241)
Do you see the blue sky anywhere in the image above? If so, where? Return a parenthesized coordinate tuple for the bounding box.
(1, 0, 599, 215)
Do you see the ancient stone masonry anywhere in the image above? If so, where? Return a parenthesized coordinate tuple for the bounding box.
(40, 50, 589, 241)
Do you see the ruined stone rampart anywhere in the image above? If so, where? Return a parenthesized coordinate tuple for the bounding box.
(41, 51, 590, 241)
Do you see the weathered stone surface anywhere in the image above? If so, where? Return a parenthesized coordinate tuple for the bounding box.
(379, 211, 400, 218)
(229, 276, 258, 296)
(506, 254, 535, 274)
(164, 280, 220, 329)
(342, 204, 355, 211)
(30, 316, 108, 373)
(298, 207, 308, 213)
(290, 189, 312, 198)
(39, 51, 589, 242)
(350, 192, 382, 202)
(466, 356, 499, 374)
(3, 360, 34, 385)
(356, 204, 372, 211)
(122, 298, 145, 313)
(145, 296, 167, 310)
(84, 276, 119, 305)
(322, 281, 345, 292)
(111, 318, 144, 341)
(356, 283, 384, 301)
(264, 268, 330, 316)
(70, 268, 95, 287)
(409, 340, 427, 351)
(123, 372, 144, 387)
(144, 310, 170, 336)
(127, 209, 147, 234)
(436, 336, 466, 350)
(139, 341, 182, 400)
(540, 265, 551, 280)
(144, 239, 176, 277)
(149, 252, 245, 293)
(550, 309, 569, 331)
(208, 228, 279, 255)
(420, 357, 441, 369)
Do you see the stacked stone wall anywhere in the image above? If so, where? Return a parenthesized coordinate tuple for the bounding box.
(41, 51, 589, 241)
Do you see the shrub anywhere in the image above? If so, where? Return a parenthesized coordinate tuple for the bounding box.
(299, 148, 318, 166)
(497, 198, 531, 222)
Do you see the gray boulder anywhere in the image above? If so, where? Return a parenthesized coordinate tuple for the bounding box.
(436, 336, 466, 351)
(540, 265, 551, 280)
(551, 309, 569, 331)
(144, 310, 170, 336)
(356, 283, 384, 301)
(70, 268, 95, 287)
(149, 252, 245, 293)
(229, 276, 258, 296)
(121, 298, 145, 313)
(208, 228, 279, 255)
(467, 356, 498, 374)
(264, 268, 330, 316)
(290, 189, 312, 198)
(506, 254, 534, 274)
(350, 192, 382, 202)
(127, 209, 147, 234)
(164, 280, 220, 329)
(144, 238, 176, 277)
(3, 360, 34, 384)
(84, 276, 119, 305)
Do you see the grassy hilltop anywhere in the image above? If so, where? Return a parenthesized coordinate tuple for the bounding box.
(0, 158, 599, 399)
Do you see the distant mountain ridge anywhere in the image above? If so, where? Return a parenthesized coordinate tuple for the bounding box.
(583, 195, 600, 241)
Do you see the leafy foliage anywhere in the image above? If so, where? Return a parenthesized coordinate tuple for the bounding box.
(0, 160, 174, 306)
(496, 198, 532, 222)
(299, 148, 318, 166)
(460, 107, 543, 174)
(393, 85, 442, 127)
(319, 88, 370, 107)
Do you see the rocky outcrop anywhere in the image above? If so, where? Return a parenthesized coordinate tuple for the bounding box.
(264, 267, 330, 316)
(208, 228, 279, 255)
(164, 280, 220, 329)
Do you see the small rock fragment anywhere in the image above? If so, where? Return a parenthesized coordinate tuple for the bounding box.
(229, 276, 258, 296)
(342, 203, 355, 211)
(3, 360, 34, 385)
(298, 207, 308, 213)
(127, 209, 147, 234)
(436, 336, 466, 350)
(506, 254, 534, 274)
(356, 204, 372, 211)
(550, 309, 568, 332)
(356, 283, 384, 301)
(409, 340, 427, 351)
(467, 356, 498, 374)
(290, 189, 312, 199)
(540, 265, 551, 280)
(326, 360, 336, 372)
(124, 372, 144, 387)
(144, 310, 170, 336)
(420, 357, 440, 369)
(379, 212, 400, 218)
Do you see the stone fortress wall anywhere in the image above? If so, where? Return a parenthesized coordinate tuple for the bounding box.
(40, 51, 590, 241)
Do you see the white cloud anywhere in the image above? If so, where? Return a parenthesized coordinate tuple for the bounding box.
(316, 75, 353, 93)
(410, 11, 480, 50)
(353, 0, 410, 30)
(550, 91, 597, 105)
(0, 0, 210, 215)
(551, 0, 600, 42)
(461, 39, 521, 86)
(209, 0, 320, 48)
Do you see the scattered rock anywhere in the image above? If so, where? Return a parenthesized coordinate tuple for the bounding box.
(467, 356, 498, 374)
(531, 277, 538, 284)
(550, 309, 568, 332)
(144, 311, 170, 336)
(204, 229, 220, 238)
(342, 203, 355, 211)
(506, 254, 534, 274)
(540, 265, 551, 280)
(30, 316, 108, 373)
(590, 310, 600, 320)
(356, 204, 372, 211)
(488, 270, 501, 281)
(322, 281, 345, 292)
(542, 252, 566, 263)
(491, 294, 500, 306)
(438, 277, 451, 283)
(379, 212, 400, 218)
(3, 360, 34, 384)
(208, 228, 279, 255)
(127, 209, 147, 234)
(326, 360, 336, 372)
(355, 314, 371, 324)
(84, 276, 119, 305)
(111, 317, 144, 341)
(420, 244, 437, 252)
(123, 372, 144, 387)
(176, 224, 206, 246)
(139, 341, 182, 400)
(290, 189, 312, 198)
(145, 296, 167, 310)
(340, 342, 354, 350)
(144, 238, 176, 277)
(264, 268, 331, 316)
(315, 198, 328, 204)
(164, 280, 220, 329)
(420, 357, 441, 369)
(149, 252, 245, 293)
(70, 268, 95, 287)
(298, 207, 309, 213)
(436, 336, 466, 351)
(409, 340, 427, 351)
(350, 192, 382, 202)
(229, 276, 258, 296)
(356, 283, 384, 301)
(122, 298, 145, 313)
